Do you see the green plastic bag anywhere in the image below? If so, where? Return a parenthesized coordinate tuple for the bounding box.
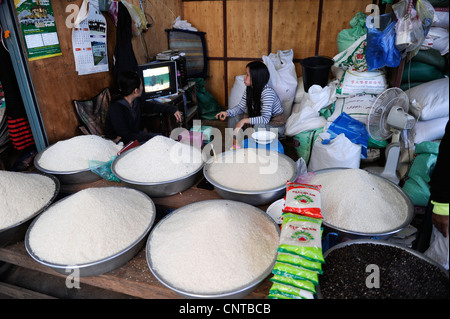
(270, 274, 316, 293)
(272, 262, 319, 285)
(292, 128, 324, 165)
(192, 78, 222, 120)
(276, 252, 323, 274)
(88, 156, 121, 182)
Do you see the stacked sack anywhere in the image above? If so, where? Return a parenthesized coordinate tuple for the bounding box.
(268, 182, 324, 299)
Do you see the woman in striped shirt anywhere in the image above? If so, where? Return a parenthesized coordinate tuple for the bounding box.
(215, 61, 286, 136)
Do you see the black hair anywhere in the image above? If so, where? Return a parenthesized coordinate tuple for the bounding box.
(112, 71, 141, 101)
(245, 61, 270, 117)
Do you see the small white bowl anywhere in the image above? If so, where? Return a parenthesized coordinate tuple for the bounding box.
(252, 131, 277, 144)
(266, 198, 285, 224)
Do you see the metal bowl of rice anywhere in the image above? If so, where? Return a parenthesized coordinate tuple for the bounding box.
(111, 146, 204, 197)
(146, 200, 280, 299)
(310, 168, 414, 240)
(34, 147, 101, 185)
(24, 187, 156, 277)
(203, 149, 297, 206)
(0, 172, 60, 248)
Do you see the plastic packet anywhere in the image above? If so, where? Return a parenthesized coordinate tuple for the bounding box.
(283, 182, 323, 219)
(276, 252, 323, 274)
(270, 274, 316, 294)
(88, 156, 120, 182)
(278, 213, 325, 263)
(272, 262, 319, 285)
(269, 283, 314, 299)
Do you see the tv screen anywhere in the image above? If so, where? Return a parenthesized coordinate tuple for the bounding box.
(138, 61, 178, 100)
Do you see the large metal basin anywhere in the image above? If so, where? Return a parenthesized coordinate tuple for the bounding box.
(24, 187, 156, 277)
(34, 147, 101, 185)
(312, 168, 414, 240)
(0, 172, 60, 248)
(146, 199, 280, 299)
(111, 147, 204, 197)
(203, 149, 297, 206)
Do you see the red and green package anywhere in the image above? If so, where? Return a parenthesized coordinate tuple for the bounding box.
(283, 182, 323, 219)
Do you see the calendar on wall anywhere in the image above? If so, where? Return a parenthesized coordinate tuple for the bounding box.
(72, 0, 108, 75)
(14, 0, 62, 60)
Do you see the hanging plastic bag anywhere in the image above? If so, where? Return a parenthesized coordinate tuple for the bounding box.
(263, 49, 298, 118)
(393, 0, 435, 58)
(365, 13, 402, 70)
(424, 225, 449, 270)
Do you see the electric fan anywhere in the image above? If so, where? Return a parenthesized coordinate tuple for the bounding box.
(365, 87, 416, 184)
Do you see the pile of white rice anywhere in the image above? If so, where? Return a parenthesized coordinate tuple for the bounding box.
(28, 187, 155, 265)
(310, 169, 409, 233)
(37, 135, 122, 171)
(149, 200, 279, 294)
(113, 135, 203, 183)
(206, 148, 294, 191)
(0, 171, 56, 230)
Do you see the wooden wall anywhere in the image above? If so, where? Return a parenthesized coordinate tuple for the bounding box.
(22, 0, 181, 144)
(19, 0, 382, 143)
(182, 0, 378, 108)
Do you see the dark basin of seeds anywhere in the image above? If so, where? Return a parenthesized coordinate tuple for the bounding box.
(320, 243, 449, 299)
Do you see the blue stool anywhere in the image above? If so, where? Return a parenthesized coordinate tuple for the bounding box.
(242, 137, 284, 154)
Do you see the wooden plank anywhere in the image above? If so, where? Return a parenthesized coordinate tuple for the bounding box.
(183, 0, 224, 58)
(0, 240, 272, 299)
(317, 0, 369, 58)
(226, 0, 271, 58)
(271, 0, 319, 59)
(0, 282, 57, 299)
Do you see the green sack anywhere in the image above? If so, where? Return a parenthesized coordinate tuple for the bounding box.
(337, 12, 368, 53)
(402, 141, 439, 206)
(292, 128, 324, 165)
(401, 61, 444, 83)
(192, 78, 222, 120)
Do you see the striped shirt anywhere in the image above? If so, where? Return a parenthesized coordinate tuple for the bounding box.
(227, 85, 283, 125)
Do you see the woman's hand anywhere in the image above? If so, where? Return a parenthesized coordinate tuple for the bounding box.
(234, 118, 250, 135)
(215, 111, 228, 121)
(173, 110, 182, 122)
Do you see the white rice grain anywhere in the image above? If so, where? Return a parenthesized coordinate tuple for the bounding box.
(28, 187, 155, 265)
(0, 171, 56, 230)
(114, 135, 203, 183)
(149, 200, 279, 294)
(37, 135, 122, 171)
(207, 148, 294, 191)
(310, 169, 409, 233)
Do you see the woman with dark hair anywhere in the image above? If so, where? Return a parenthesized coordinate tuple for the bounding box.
(104, 71, 182, 144)
(215, 61, 286, 136)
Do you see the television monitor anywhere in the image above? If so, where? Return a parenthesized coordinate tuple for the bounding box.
(138, 60, 178, 100)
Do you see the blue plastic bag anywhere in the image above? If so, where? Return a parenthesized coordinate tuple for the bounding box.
(365, 13, 402, 71)
(322, 112, 369, 158)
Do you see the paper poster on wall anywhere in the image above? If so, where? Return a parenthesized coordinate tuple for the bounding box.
(14, 0, 62, 61)
(72, 0, 108, 75)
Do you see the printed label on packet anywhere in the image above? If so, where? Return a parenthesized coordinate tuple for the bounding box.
(283, 182, 323, 219)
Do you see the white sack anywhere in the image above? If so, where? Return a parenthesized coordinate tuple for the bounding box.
(421, 27, 449, 55)
(412, 116, 449, 144)
(263, 49, 298, 118)
(228, 75, 246, 109)
(406, 77, 449, 120)
(284, 106, 327, 137)
(336, 69, 388, 96)
(328, 94, 377, 124)
(308, 133, 361, 172)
